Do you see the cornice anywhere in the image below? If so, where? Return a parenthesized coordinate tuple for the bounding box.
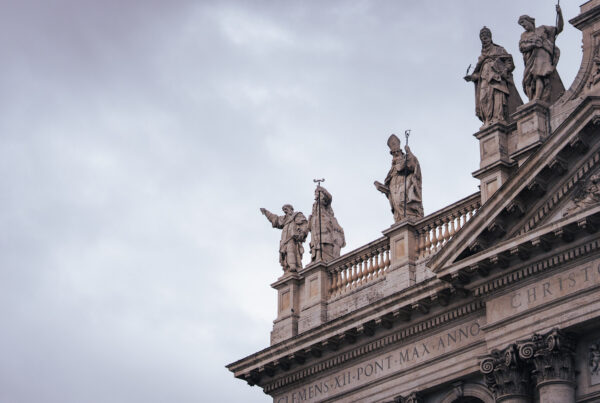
(262, 300, 484, 394)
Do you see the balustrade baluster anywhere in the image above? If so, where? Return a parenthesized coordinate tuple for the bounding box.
(424, 227, 431, 257)
(442, 220, 449, 245)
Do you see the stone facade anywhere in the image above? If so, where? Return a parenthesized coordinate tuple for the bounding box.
(227, 2, 600, 402)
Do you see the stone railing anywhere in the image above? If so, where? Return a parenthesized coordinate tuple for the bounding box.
(415, 192, 481, 259)
(328, 237, 390, 298)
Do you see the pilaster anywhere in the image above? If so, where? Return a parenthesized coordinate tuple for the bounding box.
(270, 272, 302, 345)
(297, 261, 329, 334)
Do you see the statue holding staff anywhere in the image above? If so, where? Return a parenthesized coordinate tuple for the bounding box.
(308, 184, 346, 263)
(518, 4, 565, 103)
(374, 134, 424, 223)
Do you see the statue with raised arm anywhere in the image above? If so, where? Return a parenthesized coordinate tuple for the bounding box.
(260, 204, 308, 273)
(464, 27, 522, 126)
(308, 186, 346, 263)
(374, 135, 424, 222)
(518, 5, 565, 103)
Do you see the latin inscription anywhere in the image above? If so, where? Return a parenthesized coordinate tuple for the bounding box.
(488, 258, 600, 324)
(275, 319, 482, 403)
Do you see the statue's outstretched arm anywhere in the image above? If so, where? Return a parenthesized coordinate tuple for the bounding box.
(260, 208, 281, 228)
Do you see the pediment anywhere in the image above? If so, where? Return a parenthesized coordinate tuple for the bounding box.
(428, 96, 600, 274)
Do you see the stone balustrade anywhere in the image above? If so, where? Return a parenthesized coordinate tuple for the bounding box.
(415, 193, 481, 259)
(328, 237, 390, 298)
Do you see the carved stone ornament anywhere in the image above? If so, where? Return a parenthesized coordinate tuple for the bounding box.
(518, 6, 566, 103)
(563, 171, 600, 217)
(308, 186, 346, 263)
(480, 343, 532, 400)
(464, 26, 523, 126)
(260, 204, 308, 272)
(589, 40, 600, 89)
(590, 341, 600, 385)
(374, 135, 424, 222)
(518, 328, 577, 385)
(393, 391, 423, 403)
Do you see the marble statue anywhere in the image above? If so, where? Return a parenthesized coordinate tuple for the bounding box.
(308, 186, 346, 263)
(464, 27, 522, 126)
(518, 5, 565, 103)
(261, 204, 309, 272)
(374, 135, 424, 222)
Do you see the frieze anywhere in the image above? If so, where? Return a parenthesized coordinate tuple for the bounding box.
(474, 236, 600, 298)
(274, 318, 483, 403)
(263, 301, 484, 394)
(487, 255, 600, 325)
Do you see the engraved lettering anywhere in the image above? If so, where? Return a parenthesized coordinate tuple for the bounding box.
(511, 292, 522, 308)
(582, 266, 591, 282)
(412, 346, 420, 359)
(364, 363, 373, 377)
(438, 336, 446, 349)
(375, 360, 384, 373)
(527, 286, 537, 303)
(447, 331, 456, 344)
(421, 343, 430, 355)
(399, 349, 410, 364)
(470, 322, 481, 336)
(542, 282, 552, 297)
(568, 272, 576, 288)
(458, 327, 469, 341)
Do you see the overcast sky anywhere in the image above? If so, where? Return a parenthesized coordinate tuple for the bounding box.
(0, 1, 585, 402)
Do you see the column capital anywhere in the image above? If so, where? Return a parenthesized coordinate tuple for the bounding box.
(480, 343, 532, 401)
(518, 328, 577, 386)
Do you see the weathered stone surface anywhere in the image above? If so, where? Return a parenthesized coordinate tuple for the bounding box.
(375, 134, 424, 222)
(261, 205, 309, 273)
(518, 6, 565, 103)
(308, 186, 345, 263)
(465, 27, 522, 127)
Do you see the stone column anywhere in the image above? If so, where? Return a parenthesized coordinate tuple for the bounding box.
(480, 344, 532, 403)
(518, 328, 577, 403)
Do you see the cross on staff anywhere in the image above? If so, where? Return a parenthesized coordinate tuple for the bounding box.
(404, 129, 411, 218)
(313, 178, 325, 261)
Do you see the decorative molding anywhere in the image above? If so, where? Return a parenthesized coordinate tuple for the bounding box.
(473, 236, 600, 297)
(263, 300, 484, 393)
(516, 151, 600, 237)
(480, 343, 532, 400)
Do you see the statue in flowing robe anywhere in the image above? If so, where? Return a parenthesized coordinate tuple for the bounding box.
(308, 186, 345, 263)
(518, 5, 565, 103)
(465, 27, 522, 126)
(374, 135, 424, 222)
(261, 204, 308, 272)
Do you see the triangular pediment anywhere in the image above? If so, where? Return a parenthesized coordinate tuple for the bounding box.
(428, 96, 600, 274)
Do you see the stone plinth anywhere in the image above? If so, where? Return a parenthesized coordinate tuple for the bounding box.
(270, 272, 302, 345)
(511, 100, 550, 166)
(382, 219, 418, 290)
(472, 121, 516, 203)
(298, 262, 329, 334)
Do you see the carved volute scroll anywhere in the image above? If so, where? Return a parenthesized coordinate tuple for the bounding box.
(480, 344, 532, 401)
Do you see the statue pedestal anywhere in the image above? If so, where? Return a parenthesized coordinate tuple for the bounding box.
(382, 219, 418, 292)
(472, 121, 516, 204)
(297, 261, 329, 334)
(270, 272, 301, 345)
(510, 100, 550, 166)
